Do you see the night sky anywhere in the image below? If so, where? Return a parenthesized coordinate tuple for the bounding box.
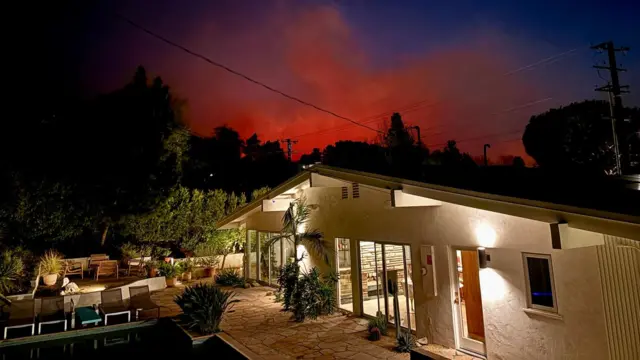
(28, 0, 640, 161)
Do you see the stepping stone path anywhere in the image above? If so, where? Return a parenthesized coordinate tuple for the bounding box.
(150, 279, 480, 360)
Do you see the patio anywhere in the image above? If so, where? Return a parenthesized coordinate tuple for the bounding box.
(150, 279, 482, 360)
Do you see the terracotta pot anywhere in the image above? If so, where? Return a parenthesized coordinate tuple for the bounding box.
(43, 273, 58, 286)
(203, 267, 214, 278)
(166, 277, 177, 287)
(182, 272, 192, 282)
(149, 267, 158, 278)
(164, 257, 172, 263)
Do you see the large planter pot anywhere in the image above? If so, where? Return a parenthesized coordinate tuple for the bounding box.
(166, 277, 177, 287)
(182, 272, 192, 282)
(43, 273, 58, 286)
(203, 267, 214, 278)
(149, 267, 158, 278)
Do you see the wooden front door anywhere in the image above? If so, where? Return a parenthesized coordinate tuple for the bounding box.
(453, 249, 486, 355)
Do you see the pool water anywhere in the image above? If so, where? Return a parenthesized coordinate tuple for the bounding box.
(0, 321, 246, 359)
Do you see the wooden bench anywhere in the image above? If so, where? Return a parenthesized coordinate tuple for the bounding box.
(95, 260, 118, 280)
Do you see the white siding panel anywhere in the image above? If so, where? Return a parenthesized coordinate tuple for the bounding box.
(597, 235, 640, 360)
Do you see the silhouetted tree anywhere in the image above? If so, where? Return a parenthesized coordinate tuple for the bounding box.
(523, 100, 640, 174)
(323, 141, 388, 173)
(299, 148, 322, 165)
(428, 141, 477, 169)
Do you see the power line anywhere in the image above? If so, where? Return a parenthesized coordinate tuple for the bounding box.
(115, 13, 383, 134)
(289, 47, 579, 141)
(426, 129, 523, 149)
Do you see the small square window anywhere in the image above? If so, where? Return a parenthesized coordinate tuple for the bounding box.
(523, 253, 557, 312)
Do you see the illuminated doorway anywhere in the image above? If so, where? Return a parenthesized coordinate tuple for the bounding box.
(452, 248, 486, 355)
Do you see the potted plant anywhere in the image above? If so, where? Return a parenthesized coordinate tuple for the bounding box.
(369, 327, 381, 341)
(174, 283, 239, 335)
(158, 261, 181, 287)
(39, 250, 63, 286)
(367, 313, 388, 340)
(199, 257, 220, 278)
(146, 260, 159, 278)
(180, 258, 195, 282)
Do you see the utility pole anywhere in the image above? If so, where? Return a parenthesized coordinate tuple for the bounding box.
(483, 143, 491, 166)
(592, 41, 631, 175)
(281, 138, 298, 161)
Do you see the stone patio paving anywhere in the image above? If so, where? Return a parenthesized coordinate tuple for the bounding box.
(150, 279, 482, 360)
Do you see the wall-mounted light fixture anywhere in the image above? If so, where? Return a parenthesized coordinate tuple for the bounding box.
(478, 247, 489, 269)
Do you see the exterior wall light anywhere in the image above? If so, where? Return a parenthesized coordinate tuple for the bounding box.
(478, 247, 489, 268)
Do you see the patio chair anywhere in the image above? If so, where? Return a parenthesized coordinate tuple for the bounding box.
(88, 254, 109, 278)
(71, 295, 101, 329)
(99, 288, 130, 325)
(37, 296, 67, 334)
(95, 260, 118, 281)
(128, 285, 160, 320)
(3, 299, 35, 339)
(64, 260, 84, 279)
(127, 258, 145, 277)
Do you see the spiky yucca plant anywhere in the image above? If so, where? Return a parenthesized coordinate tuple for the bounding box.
(174, 283, 239, 334)
(396, 331, 416, 353)
(0, 250, 23, 295)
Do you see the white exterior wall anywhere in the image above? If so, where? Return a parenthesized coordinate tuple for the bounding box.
(241, 183, 627, 360)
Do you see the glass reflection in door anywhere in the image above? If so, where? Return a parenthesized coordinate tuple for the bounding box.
(248, 230, 258, 280)
(384, 244, 411, 329)
(269, 233, 282, 286)
(259, 232, 272, 283)
(359, 241, 385, 318)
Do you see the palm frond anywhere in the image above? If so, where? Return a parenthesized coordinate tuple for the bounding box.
(263, 234, 290, 248)
(300, 230, 331, 264)
(282, 203, 295, 232)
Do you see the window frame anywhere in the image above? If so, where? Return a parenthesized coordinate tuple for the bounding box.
(522, 253, 558, 313)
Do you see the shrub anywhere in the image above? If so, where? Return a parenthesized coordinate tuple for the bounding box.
(39, 250, 63, 275)
(215, 269, 244, 287)
(290, 267, 336, 322)
(396, 331, 416, 353)
(367, 313, 388, 336)
(276, 262, 298, 310)
(120, 242, 152, 259)
(179, 258, 196, 273)
(158, 262, 181, 279)
(175, 283, 239, 334)
(0, 250, 24, 295)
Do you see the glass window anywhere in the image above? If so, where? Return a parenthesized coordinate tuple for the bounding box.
(248, 230, 258, 280)
(523, 253, 557, 312)
(336, 238, 353, 312)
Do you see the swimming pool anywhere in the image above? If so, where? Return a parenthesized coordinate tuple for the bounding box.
(0, 320, 247, 359)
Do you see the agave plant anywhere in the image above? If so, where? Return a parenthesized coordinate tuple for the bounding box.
(396, 330, 416, 353)
(214, 269, 244, 287)
(175, 283, 239, 334)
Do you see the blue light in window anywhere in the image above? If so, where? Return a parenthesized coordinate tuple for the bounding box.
(532, 292, 552, 296)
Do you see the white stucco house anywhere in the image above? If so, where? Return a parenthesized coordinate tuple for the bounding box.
(217, 165, 640, 360)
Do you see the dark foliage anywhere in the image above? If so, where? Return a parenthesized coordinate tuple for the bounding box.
(290, 268, 336, 322)
(276, 262, 299, 310)
(523, 100, 640, 174)
(215, 269, 245, 287)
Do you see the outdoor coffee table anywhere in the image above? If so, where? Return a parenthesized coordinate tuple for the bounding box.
(75, 307, 102, 328)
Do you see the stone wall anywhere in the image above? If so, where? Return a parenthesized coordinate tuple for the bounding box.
(359, 242, 407, 302)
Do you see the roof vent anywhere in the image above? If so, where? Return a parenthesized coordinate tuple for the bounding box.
(341, 186, 348, 199)
(352, 183, 360, 198)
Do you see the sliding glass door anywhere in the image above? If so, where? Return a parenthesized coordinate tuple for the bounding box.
(246, 231, 288, 286)
(359, 241, 414, 331)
